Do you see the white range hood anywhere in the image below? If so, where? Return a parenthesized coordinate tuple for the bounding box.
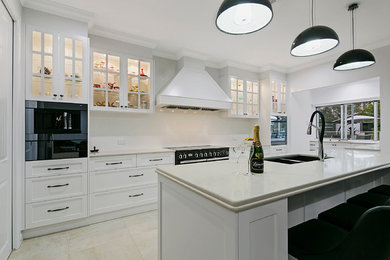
(156, 57, 232, 110)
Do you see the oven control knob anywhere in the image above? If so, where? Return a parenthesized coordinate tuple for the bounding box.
(183, 154, 187, 159)
(179, 154, 183, 159)
(204, 153, 207, 157)
(199, 153, 203, 158)
(213, 152, 216, 156)
(226, 150, 229, 156)
(195, 153, 198, 158)
(209, 152, 212, 157)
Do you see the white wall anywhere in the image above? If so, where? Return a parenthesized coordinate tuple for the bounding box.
(88, 36, 258, 150)
(287, 45, 390, 153)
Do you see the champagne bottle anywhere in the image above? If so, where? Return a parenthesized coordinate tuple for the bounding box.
(250, 125, 264, 174)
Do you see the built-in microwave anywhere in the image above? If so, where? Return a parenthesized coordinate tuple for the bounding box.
(25, 101, 88, 161)
(271, 115, 287, 146)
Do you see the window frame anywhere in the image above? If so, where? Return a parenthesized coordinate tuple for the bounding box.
(315, 100, 380, 141)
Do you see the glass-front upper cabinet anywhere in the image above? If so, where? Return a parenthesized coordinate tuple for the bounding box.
(26, 26, 88, 103)
(91, 50, 153, 112)
(230, 77, 259, 118)
(92, 52, 121, 108)
(62, 35, 88, 102)
(271, 80, 287, 115)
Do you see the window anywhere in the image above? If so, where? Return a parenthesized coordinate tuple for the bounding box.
(316, 100, 380, 141)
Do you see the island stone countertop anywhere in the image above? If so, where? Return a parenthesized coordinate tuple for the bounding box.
(156, 150, 390, 212)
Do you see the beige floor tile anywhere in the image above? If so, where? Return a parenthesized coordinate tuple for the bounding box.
(10, 211, 159, 260)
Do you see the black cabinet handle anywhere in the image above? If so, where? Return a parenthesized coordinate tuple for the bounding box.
(125, 106, 128, 108)
(129, 174, 144, 178)
(106, 162, 123, 166)
(47, 206, 69, 213)
(47, 183, 69, 188)
(120, 106, 123, 108)
(129, 193, 144, 198)
(47, 167, 69, 171)
(53, 94, 57, 97)
(60, 94, 64, 98)
(149, 158, 163, 162)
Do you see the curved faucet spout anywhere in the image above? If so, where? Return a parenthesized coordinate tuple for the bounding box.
(307, 110, 326, 161)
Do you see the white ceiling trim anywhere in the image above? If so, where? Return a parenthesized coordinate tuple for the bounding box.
(21, 0, 94, 24)
(88, 25, 158, 49)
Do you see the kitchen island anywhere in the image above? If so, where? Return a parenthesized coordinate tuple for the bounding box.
(156, 150, 390, 260)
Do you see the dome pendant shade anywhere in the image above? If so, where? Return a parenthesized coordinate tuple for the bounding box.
(333, 49, 376, 71)
(216, 0, 273, 35)
(290, 25, 340, 57)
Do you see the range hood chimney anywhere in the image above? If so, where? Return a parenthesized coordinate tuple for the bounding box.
(156, 57, 232, 110)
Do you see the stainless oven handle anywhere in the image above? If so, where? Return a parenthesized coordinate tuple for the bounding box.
(47, 183, 69, 188)
(180, 159, 207, 164)
(47, 206, 69, 213)
(47, 167, 70, 171)
(129, 193, 144, 198)
(206, 157, 229, 162)
(106, 162, 123, 166)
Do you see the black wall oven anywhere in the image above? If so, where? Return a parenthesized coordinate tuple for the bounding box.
(25, 101, 88, 161)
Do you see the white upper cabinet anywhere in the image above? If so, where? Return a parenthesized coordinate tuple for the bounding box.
(271, 80, 287, 115)
(91, 50, 153, 113)
(26, 25, 89, 103)
(229, 77, 260, 118)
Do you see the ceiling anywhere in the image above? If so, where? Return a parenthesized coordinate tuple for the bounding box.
(22, 0, 390, 72)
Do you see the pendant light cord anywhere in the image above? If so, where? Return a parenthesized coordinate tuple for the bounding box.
(310, 0, 314, 27)
(352, 8, 355, 50)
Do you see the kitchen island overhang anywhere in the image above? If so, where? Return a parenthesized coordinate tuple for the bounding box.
(156, 150, 390, 260)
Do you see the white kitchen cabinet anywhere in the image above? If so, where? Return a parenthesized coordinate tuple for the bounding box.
(91, 50, 154, 113)
(271, 79, 287, 115)
(89, 151, 174, 216)
(271, 145, 287, 155)
(25, 158, 88, 229)
(229, 77, 260, 118)
(25, 25, 89, 103)
(25, 196, 87, 229)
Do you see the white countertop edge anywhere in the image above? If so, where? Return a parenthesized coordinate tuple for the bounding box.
(157, 163, 390, 212)
(89, 148, 174, 157)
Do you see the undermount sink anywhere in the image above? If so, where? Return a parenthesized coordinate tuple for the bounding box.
(264, 155, 331, 165)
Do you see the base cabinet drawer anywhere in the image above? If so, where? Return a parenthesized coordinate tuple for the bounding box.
(137, 153, 174, 167)
(271, 145, 287, 154)
(26, 196, 87, 229)
(90, 185, 157, 215)
(90, 167, 157, 193)
(26, 158, 87, 178)
(26, 174, 87, 203)
(89, 155, 136, 172)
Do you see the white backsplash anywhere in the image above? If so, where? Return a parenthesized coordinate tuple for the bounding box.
(89, 110, 258, 151)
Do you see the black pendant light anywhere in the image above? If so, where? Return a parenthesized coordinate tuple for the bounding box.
(216, 0, 273, 35)
(333, 3, 376, 71)
(291, 0, 339, 57)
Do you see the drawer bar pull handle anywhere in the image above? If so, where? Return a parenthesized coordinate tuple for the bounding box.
(149, 158, 163, 162)
(129, 174, 144, 178)
(106, 162, 123, 165)
(47, 183, 69, 188)
(129, 193, 144, 198)
(47, 167, 70, 171)
(47, 206, 69, 213)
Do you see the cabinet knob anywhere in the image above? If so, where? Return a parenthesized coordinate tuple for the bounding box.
(53, 94, 57, 97)
(120, 106, 123, 108)
(125, 106, 128, 108)
(60, 94, 64, 98)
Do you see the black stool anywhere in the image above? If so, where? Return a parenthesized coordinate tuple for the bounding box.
(289, 206, 390, 260)
(347, 192, 390, 208)
(368, 184, 390, 196)
(318, 203, 367, 231)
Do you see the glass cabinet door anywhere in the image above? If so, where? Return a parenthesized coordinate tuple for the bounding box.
(230, 78, 259, 117)
(63, 37, 85, 100)
(31, 30, 55, 98)
(92, 52, 121, 108)
(127, 59, 151, 110)
(271, 80, 278, 114)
